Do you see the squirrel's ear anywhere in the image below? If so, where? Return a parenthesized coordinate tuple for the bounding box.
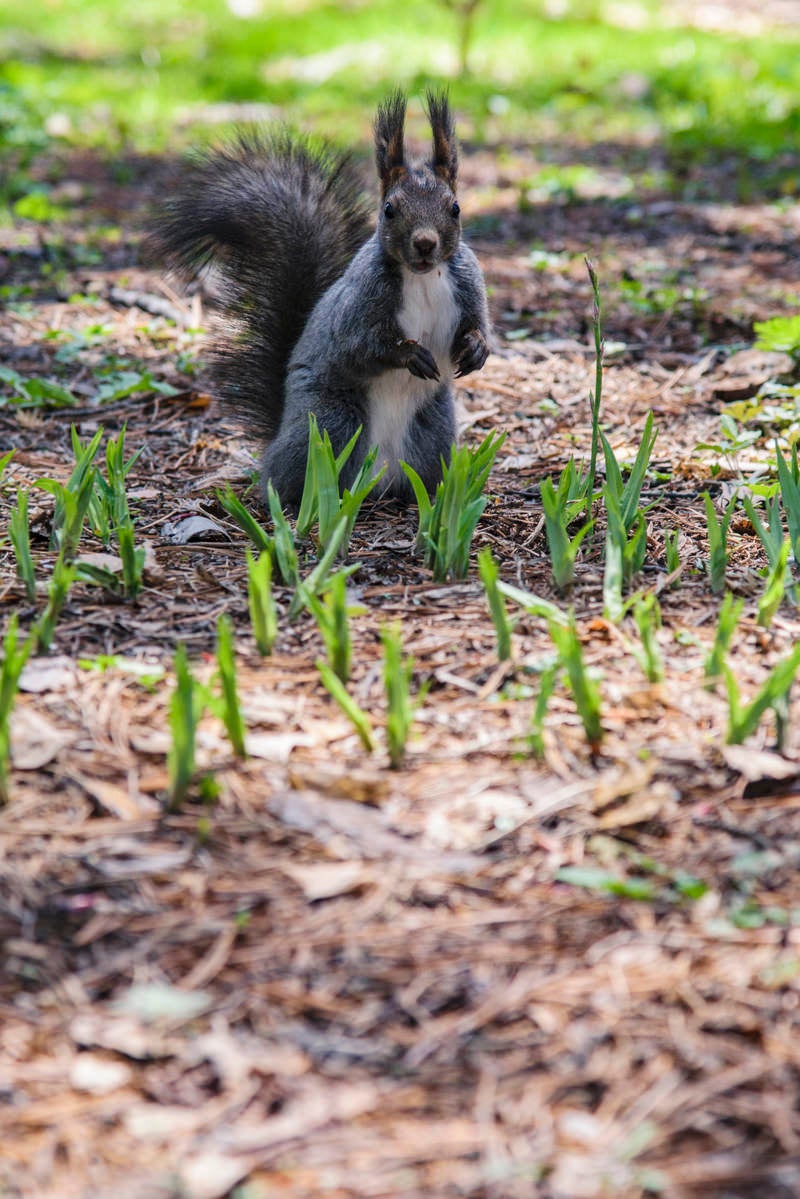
(425, 89, 458, 191)
(374, 91, 407, 195)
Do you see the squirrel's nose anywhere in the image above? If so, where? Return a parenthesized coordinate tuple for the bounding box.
(413, 233, 438, 258)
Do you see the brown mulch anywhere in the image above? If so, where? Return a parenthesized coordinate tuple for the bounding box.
(2, 141, 800, 1199)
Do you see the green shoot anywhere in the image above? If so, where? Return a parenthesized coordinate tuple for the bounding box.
(304, 569, 363, 683)
(725, 643, 800, 749)
(742, 492, 787, 573)
(704, 592, 744, 687)
(267, 483, 300, 586)
(215, 613, 247, 758)
(548, 613, 603, 747)
(167, 644, 202, 808)
(402, 431, 504, 581)
(601, 411, 658, 531)
(540, 474, 593, 591)
(33, 560, 77, 652)
(295, 413, 385, 548)
(529, 661, 558, 758)
(0, 616, 33, 803)
(757, 538, 790, 628)
(584, 257, 604, 520)
(775, 444, 800, 562)
(602, 485, 647, 623)
(9, 488, 36, 601)
(316, 658, 375, 752)
(51, 427, 103, 549)
(217, 486, 274, 553)
(0, 448, 15, 480)
(664, 528, 681, 581)
(117, 522, 145, 598)
(477, 546, 514, 661)
(246, 549, 278, 656)
(36, 467, 97, 565)
(288, 517, 358, 620)
(664, 529, 680, 571)
(498, 584, 602, 748)
(496, 582, 569, 629)
(631, 593, 664, 684)
(381, 623, 420, 769)
(703, 490, 738, 594)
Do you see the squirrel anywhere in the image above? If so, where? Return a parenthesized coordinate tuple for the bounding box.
(150, 90, 491, 508)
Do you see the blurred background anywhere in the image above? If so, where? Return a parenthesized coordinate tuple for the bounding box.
(1, 0, 799, 213)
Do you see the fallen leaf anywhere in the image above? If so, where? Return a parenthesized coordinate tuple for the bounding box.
(280, 861, 372, 901)
(10, 707, 76, 768)
(18, 655, 76, 693)
(70, 1053, 132, 1095)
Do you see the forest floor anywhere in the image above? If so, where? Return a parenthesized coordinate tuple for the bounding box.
(2, 133, 800, 1199)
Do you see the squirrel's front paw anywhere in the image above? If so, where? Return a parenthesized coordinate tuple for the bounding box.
(453, 330, 489, 378)
(400, 339, 440, 381)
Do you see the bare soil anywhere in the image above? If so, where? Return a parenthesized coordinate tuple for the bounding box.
(2, 140, 800, 1199)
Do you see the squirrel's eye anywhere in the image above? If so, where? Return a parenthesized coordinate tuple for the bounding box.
(451, 201, 460, 218)
(383, 201, 395, 219)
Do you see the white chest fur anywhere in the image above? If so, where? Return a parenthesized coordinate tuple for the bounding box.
(367, 267, 459, 480)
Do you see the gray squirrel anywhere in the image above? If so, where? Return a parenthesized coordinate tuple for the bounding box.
(150, 90, 491, 507)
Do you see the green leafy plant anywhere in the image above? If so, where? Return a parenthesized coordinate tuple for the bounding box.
(631, 594, 664, 684)
(316, 659, 375, 752)
(540, 473, 593, 591)
(601, 411, 658, 531)
(381, 623, 421, 769)
(477, 546, 514, 661)
(703, 490, 738, 594)
(602, 485, 647, 623)
(304, 569, 363, 683)
(775, 444, 800, 561)
(215, 613, 247, 758)
(247, 548, 279, 656)
(757, 538, 791, 627)
(529, 661, 558, 759)
(9, 489, 36, 601)
(584, 257, 604, 521)
(664, 528, 681, 583)
(402, 431, 504, 581)
(704, 592, 744, 687)
(266, 483, 301, 587)
(217, 486, 274, 553)
(498, 584, 602, 748)
(167, 644, 202, 808)
(33, 560, 77, 652)
(295, 413, 386, 549)
(0, 616, 33, 803)
(753, 314, 800, 366)
(725, 643, 800, 749)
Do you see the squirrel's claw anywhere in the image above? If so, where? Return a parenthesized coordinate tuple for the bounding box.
(453, 330, 489, 379)
(405, 341, 440, 381)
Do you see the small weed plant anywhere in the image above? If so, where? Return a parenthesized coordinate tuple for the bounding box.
(632, 594, 664, 684)
(402, 431, 504, 581)
(703, 490, 738, 594)
(304, 570, 364, 683)
(725, 643, 800, 749)
(215, 614, 247, 758)
(167, 644, 202, 808)
(246, 549, 278, 656)
(704, 593, 744, 686)
(381, 623, 421, 769)
(540, 472, 593, 591)
(316, 659, 375, 752)
(477, 547, 514, 661)
(9, 489, 36, 601)
(295, 414, 386, 549)
(0, 617, 33, 803)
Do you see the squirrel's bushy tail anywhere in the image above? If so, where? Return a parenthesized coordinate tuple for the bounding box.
(148, 131, 372, 439)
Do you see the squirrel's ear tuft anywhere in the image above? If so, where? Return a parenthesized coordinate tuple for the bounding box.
(425, 89, 458, 190)
(374, 91, 408, 195)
